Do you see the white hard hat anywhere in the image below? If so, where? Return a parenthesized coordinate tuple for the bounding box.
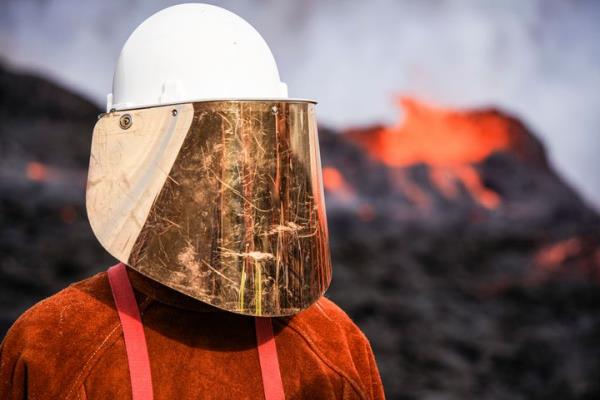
(107, 3, 288, 112)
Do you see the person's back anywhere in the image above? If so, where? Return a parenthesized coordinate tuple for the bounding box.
(0, 4, 385, 399)
(1, 269, 383, 399)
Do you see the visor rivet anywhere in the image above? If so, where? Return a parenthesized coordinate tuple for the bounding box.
(119, 114, 132, 130)
(271, 106, 278, 115)
(172, 109, 178, 117)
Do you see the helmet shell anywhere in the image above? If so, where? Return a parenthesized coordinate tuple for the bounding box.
(108, 3, 288, 111)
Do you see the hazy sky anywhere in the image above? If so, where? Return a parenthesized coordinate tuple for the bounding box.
(1, 0, 599, 207)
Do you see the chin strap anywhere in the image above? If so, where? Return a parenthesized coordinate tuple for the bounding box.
(107, 263, 285, 400)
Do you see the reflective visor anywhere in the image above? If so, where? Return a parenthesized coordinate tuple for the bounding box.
(87, 101, 332, 316)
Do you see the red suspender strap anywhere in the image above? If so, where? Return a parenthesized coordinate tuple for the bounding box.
(107, 263, 285, 400)
(255, 317, 286, 400)
(107, 263, 154, 400)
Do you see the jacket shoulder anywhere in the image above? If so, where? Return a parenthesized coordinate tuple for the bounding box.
(1, 272, 121, 399)
(6, 271, 118, 343)
(282, 296, 379, 398)
(289, 296, 370, 345)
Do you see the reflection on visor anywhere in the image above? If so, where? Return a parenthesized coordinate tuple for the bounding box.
(87, 101, 332, 316)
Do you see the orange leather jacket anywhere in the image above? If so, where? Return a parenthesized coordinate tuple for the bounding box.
(0, 268, 385, 399)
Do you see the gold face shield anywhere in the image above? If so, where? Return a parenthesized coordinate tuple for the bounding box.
(86, 101, 332, 316)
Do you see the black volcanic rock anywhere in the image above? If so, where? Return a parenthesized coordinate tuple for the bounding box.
(0, 63, 114, 333)
(320, 102, 600, 399)
(1, 65, 599, 399)
(0, 63, 100, 167)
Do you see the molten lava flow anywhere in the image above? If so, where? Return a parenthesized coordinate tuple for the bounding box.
(430, 166, 500, 209)
(534, 238, 583, 271)
(322, 167, 355, 203)
(390, 170, 432, 210)
(24, 161, 87, 187)
(323, 167, 345, 191)
(60, 205, 78, 224)
(452, 166, 500, 209)
(26, 162, 50, 182)
(344, 97, 518, 209)
(322, 167, 375, 219)
(357, 203, 375, 222)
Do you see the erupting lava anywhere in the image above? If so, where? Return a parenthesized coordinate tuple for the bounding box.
(345, 97, 530, 167)
(341, 97, 541, 209)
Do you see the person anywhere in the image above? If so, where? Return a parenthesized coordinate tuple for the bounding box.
(0, 4, 385, 399)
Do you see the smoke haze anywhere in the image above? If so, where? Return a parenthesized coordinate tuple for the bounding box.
(1, 0, 599, 206)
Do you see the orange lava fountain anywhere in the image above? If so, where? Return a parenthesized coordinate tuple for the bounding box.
(343, 97, 524, 209)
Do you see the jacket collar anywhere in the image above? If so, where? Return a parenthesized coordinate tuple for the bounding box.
(126, 266, 222, 313)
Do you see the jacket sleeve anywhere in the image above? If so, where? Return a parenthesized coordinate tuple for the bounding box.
(0, 322, 28, 400)
(362, 339, 386, 400)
